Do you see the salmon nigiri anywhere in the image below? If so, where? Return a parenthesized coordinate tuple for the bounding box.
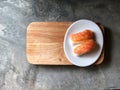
(74, 39, 96, 55)
(70, 30, 93, 44)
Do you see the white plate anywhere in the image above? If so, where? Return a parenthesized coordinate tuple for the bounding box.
(64, 19, 103, 67)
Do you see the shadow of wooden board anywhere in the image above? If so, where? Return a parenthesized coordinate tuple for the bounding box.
(27, 22, 104, 65)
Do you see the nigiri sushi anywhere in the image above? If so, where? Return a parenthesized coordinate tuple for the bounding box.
(70, 30, 93, 44)
(74, 39, 96, 55)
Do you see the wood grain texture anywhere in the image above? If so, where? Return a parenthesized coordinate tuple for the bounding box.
(27, 22, 104, 65)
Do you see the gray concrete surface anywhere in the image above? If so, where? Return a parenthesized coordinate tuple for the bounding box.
(0, 0, 120, 90)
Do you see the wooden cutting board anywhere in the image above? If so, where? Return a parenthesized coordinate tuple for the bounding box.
(27, 22, 104, 65)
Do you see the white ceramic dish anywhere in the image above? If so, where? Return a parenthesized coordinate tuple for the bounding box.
(64, 19, 103, 67)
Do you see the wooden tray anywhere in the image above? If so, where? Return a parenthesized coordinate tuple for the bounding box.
(27, 22, 104, 65)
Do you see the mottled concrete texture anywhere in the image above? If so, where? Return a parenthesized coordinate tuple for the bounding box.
(0, 0, 120, 90)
